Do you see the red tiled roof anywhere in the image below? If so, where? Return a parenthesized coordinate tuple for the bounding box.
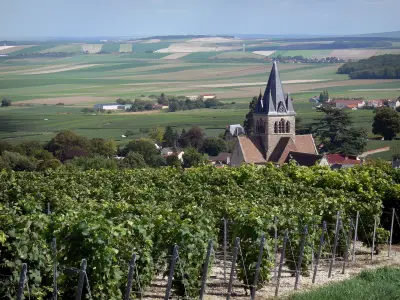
(269, 137, 297, 164)
(237, 136, 266, 164)
(346, 104, 358, 108)
(294, 134, 318, 155)
(333, 100, 364, 105)
(325, 154, 359, 165)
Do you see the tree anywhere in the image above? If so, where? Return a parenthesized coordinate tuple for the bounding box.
(117, 152, 146, 169)
(90, 138, 117, 157)
(312, 106, 367, 155)
(295, 116, 311, 135)
(243, 95, 259, 135)
(182, 148, 207, 168)
(180, 126, 204, 150)
(36, 158, 62, 171)
(166, 154, 182, 168)
(45, 131, 91, 162)
(119, 138, 159, 166)
(14, 141, 43, 157)
(372, 107, 400, 140)
(319, 90, 329, 103)
(158, 93, 168, 105)
(0, 151, 36, 171)
(163, 126, 179, 147)
(1, 98, 11, 107)
(202, 138, 227, 156)
(148, 127, 165, 145)
(0, 141, 13, 155)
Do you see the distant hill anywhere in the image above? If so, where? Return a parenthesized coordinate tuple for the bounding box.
(338, 54, 400, 79)
(356, 31, 400, 38)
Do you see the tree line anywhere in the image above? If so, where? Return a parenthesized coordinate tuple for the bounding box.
(338, 54, 400, 79)
(0, 126, 231, 172)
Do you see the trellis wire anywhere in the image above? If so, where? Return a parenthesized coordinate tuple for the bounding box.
(275, 230, 288, 297)
(251, 234, 265, 300)
(352, 211, 359, 262)
(388, 208, 395, 258)
(312, 221, 326, 283)
(294, 225, 308, 290)
(75, 259, 87, 300)
(226, 237, 239, 300)
(124, 253, 136, 300)
(328, 212, 341, 278)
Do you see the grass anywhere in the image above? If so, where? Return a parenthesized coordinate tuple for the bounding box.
(289, 267, 400, 300)
(101, 43, 121, 53)
(132, 42, 171, 53)
(9, 45, 58, 56)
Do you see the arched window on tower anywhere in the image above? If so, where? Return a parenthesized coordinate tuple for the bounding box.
(274, 122, 278, 133)
(286, 121, 290, 133)
(278, 119, 284, 133)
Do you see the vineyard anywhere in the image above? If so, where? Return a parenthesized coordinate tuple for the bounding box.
(1, 163, 400, 299)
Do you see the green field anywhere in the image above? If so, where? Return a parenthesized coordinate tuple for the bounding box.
(1, 38, 400, 156)
(290, 267, 400, 300)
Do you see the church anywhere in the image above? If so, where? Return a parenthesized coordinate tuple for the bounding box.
(230, 61, 321, 166)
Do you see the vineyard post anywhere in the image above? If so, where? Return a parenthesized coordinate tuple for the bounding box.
(52, 238, 57, 300)
(371, 217, 377, 262)
(124, 253, 136, 300)
(275, 230, 287, 297)
(200, 240, 213, 300)
(328, 212, 341, 278)
(251, 234, 265, 300)
(388, 208, 395, 258)
(17, 263, 27, 300)
(223, 218, 227, 282)
(165, 245, 178, 300)
(294, 225, 308, 290)
(312, 221, 326, 284)
(47, 202, 51, 215)
(226, 237, 239, 300)
(273, 216, 278, 279)
(75, 259, 87, 300)
(352, 211, 359, 262)
(342, 219, 352, 274)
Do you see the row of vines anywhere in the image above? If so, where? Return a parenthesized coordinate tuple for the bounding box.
(1, 163, 400, 299)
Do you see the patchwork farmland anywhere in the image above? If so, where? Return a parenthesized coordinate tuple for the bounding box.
(1, 36, 400, 157)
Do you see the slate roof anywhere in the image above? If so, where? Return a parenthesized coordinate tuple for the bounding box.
(285, 151, 323, 166)
(226, 124, 245, 136)
(255, 61, 295, 116)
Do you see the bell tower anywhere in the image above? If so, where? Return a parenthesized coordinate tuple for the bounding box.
(253, 61, 296, 160)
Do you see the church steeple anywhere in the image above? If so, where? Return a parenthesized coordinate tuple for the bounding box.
(255, 61, 295, 116)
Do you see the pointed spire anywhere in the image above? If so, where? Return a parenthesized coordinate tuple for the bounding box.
(254, 61, 295, 115)
(286, 91, 296, 114)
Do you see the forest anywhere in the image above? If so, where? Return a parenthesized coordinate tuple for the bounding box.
(337, 54, 400, 79)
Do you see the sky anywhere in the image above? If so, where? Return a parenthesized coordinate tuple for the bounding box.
(1, 0, 399, 38)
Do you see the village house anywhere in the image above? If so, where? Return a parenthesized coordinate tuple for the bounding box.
(367, 100, 383, 108)
(388, 99, 400, 109)
(208, 152, 231, 166)
(230, 61, 319, 167)
(332, 100, 366, 109)
(309, 96, 320, 103)
(160, 147, 185, 162)
(324, 154, 361, 169)
(223, 124, 245, 141)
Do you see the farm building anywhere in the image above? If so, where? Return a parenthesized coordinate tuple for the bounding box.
(93, 103, 130, 111)
(230, 61, 319, 167)
(186, 95, 199, 100)
(332, 100, 366, 109)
